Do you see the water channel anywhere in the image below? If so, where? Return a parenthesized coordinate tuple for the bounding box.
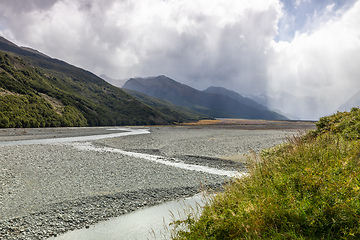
(0, 127, 228, 239)
(0, 127, 150, 146)
(49, 193, 208, 240)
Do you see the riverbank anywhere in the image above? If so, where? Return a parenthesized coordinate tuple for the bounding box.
(172, 110, 360, 239)
(0, 123, 314, 239)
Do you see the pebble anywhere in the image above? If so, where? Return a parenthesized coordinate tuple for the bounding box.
(0, 126, 296, 239)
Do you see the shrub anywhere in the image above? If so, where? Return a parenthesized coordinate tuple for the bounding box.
(172, 110, 360, 239)
(0, 95, 87, 128)
(314, 107, 360, 139)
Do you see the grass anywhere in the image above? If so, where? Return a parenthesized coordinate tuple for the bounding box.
(171, 108, 360, 239)
(180, 119, 222, 126)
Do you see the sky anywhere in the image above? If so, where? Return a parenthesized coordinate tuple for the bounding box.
(0, 0, 359, 119)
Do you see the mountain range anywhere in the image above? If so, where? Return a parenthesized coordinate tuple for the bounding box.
(2, 35, 352, 126)
(122, 76, 288, 120)
(248, 92, 334, 120)
(99, 74, 128, 88)
(336, 91, 360, 112)
(0, 36, 204, 127)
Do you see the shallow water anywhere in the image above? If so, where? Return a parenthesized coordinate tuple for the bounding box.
(0, 128, 150, 146)
(74, 142, 242, 177)
(1, 126, 242, 239)
(49, 194, 208, 240)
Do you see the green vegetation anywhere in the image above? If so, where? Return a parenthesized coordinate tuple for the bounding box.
(313, 107, 360, 140)
(0, 44, 175, 127)
(172, 108, 360, 239)
(0, 53, 87, 127)
(0, 94, 87, 128)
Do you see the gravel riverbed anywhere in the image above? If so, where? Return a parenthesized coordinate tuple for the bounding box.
(0, 124, 313, 239)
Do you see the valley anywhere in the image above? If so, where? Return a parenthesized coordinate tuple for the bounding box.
(0, 120, 315, 239)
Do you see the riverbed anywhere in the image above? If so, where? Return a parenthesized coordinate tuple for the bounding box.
(49, 193, 208, 240)
(0, 122, 314, 239)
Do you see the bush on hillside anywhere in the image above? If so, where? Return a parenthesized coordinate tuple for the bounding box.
(314, 107, 360, 139)
(0, 95, 87, 128)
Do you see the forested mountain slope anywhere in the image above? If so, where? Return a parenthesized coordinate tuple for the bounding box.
(0, 37, 184, 127)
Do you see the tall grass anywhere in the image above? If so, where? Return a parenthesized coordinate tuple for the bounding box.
(171, 108, 360, 239)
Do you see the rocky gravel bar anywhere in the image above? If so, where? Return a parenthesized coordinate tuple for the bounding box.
(0, 123, 314, 239)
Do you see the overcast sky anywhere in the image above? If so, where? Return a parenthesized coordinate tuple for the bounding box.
(0, 0, 359, 119)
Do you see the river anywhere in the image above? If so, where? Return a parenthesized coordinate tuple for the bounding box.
(49, 193, 207, 240)
(0, 124, 312, 239)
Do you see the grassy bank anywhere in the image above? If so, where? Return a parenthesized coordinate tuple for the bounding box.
(172, 108, 360, 239)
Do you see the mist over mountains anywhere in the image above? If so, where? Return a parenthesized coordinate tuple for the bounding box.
(0, 35, 357, 126)
(337, 91, 360, 113)
(105, 73, 350, 121)
(99, 74, 128, 88)
(248, 92, 334, 120)
(121, 75, 355, 121)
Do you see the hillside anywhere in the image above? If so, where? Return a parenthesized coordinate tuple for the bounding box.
(0, 37, 178, 127)
(123, 76, 288, 120)
(203, 86, 268, 111)
(122, 88, 211, 123)
(172, 108, 360, 239)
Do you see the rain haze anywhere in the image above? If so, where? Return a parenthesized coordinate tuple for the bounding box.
(1, 0, 360, 120)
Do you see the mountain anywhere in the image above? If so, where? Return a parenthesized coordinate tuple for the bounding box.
(100, 74, 128, 88)
(122, 88, 211, 122)
(122, 76, 288, 120)
(336, 91, 360, 112)
(203, 86, 268, 111)
(20, 46, 51, 59)
(249, 92, 331, 120)
(0, 36, 177, 127)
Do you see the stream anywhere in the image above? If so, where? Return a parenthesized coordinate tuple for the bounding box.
(49, 193, 208, 240)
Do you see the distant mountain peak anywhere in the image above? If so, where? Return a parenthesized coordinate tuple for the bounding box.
(336, 91, 360, 112)
(123, 76, 288, 120)
(203, 86, 269, 112)
(100, 74, 128, 88)
(248, 91, 332, 120)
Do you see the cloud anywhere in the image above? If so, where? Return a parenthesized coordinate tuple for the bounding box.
(0, 0, 282, 93)
(0, 0, 359, 119)
(295, 0, 311, 8)
(136, 2, 282, 92)
(268, 0, 360, 118)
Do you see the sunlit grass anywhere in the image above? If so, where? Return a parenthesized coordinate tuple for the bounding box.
(171, 108, 360, 239)
(180, 119, 222, 125)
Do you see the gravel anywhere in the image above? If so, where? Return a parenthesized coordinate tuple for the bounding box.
(0, 125, 302, 239)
